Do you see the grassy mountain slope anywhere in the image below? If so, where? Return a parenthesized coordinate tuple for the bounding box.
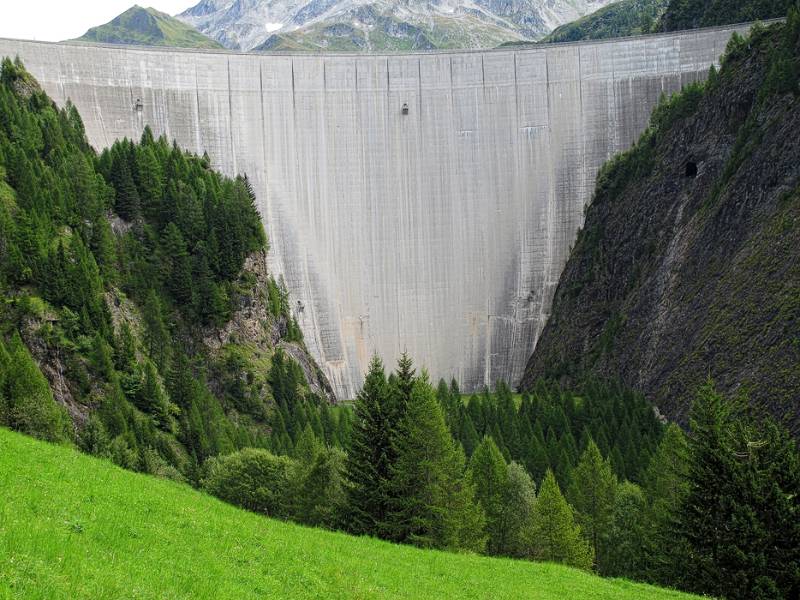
(658, 0, 796, 31)
(0, 428, 701, 599)
(522, 18, 800, 430)
(543, 0, 668, 43)
(76, 5, 222, 49)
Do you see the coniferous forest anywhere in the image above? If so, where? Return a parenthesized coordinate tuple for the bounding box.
(2, 9, 800, 600)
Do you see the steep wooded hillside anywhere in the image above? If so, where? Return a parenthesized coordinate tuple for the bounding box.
(658, 0, 795, 31)
(543, 0, 668, 43)
(522, 18, 800, 431)
(0, 58, 340, 484)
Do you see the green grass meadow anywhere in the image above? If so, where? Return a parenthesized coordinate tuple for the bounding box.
(0, 429, 701, 599)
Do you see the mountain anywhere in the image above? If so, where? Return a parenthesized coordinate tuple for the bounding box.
(76, 5, 223, 49)
(522, 18, 800, 430)
(0, 427, 707, 599)
(543, 0, 668, 43)
(658, 0, 796, 31)
(178, 0, 616, 51)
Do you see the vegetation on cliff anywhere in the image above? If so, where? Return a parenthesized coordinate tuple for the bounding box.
(523, 14, 800, 431)
(659, 0, 796, 31)
(543, 0, 668, 43)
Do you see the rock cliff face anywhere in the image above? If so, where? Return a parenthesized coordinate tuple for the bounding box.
(202, 251, 335, 402)
(522, 21, 800, 430)
(178, 0, 615, 51)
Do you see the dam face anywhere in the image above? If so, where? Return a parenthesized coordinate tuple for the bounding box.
(0, 25, 749, 399)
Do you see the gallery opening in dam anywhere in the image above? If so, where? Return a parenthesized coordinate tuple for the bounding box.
(0, 23, 751, 399)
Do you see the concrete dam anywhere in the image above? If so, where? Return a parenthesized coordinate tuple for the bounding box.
(0, 24, 750, 399)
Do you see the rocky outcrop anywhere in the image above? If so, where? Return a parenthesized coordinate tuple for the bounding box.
(203, 250, 335, 403)
(522, 21, 800, 431)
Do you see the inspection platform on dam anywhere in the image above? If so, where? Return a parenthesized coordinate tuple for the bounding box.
(0, 22, 754, 399)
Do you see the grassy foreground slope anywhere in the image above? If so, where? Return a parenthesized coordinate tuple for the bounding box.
(0, 429, 698, 600)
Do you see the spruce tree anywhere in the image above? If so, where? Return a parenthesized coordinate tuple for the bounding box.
(501, 462, 537, 558)
(343, 356, 393, 536)
(642, 423, 690, 585)
(467, 436, 509, 555)
(677, 381, 800, 599)
(388, 373, 485, 552)
(567, 438, 617, 570)
(110, 149, 141, 221)
(297, 447, 346, 529)
(526, 469, 593, 570)
(603, 481, 646, 578)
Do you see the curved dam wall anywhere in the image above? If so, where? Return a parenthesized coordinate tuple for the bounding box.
(0, 25, 751, 399)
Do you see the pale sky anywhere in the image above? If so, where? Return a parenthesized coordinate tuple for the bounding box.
(0, 1, 198, 43)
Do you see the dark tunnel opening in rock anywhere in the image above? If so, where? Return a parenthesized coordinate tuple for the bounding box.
(685, 161, 698, 178)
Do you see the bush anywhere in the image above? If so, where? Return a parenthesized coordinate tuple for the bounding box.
(202, 448, 297, 519)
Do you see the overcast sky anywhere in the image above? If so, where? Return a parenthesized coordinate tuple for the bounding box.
(0, 2, 198, 43)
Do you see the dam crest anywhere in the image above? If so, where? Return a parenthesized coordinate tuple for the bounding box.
(0, 24, 752, 399)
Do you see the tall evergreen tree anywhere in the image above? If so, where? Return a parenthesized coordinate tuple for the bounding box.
(526, 469, 593, 570)
(603, 481, 646, 578)
(343, 356, 393, 537)
(467, 436, 509, 555)
(388, 373, 486, 552)
(501, 462, 537, 558)
(567, 439, 617, 570)
(642, 423, 690, 585)
(676, 381, 800, 599)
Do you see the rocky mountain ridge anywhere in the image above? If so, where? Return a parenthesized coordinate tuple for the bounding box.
(178, 0, 615, 51)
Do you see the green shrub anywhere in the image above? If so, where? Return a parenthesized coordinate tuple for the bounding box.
(202, 448, 298, 519)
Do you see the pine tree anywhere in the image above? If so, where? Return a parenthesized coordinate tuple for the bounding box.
(142, 289, 171, 370)
(676, 381, 800, 599)
(677, 381, 741, 596)
(524, 427, 550, 484)
(458, 412, 480, 457)
(138, 361, 175, 431)
(567, 438, 617, 570)
(343, 356, 393, 537)
(526, 469, 593, 570)
(293, 423, 322, 467)
(501, 462, 537, 558)
(642, 423, 690, 585)
(603, 481, 646, 578)
(297, 447, 346, 529)
(110, 148, 141, 221)
(391, 352, 415, 421)
(467, 436, 509, 555)
(388, 373, 485, 552)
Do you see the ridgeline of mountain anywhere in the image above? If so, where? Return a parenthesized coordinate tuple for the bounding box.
(522, 18, 800, 431)
(178, 0, 616, 52)
(75, 5, 223, 49)
(658, 0, 797, 31)
(542, 0, 668, 43)
(0, 57, 338, 483)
